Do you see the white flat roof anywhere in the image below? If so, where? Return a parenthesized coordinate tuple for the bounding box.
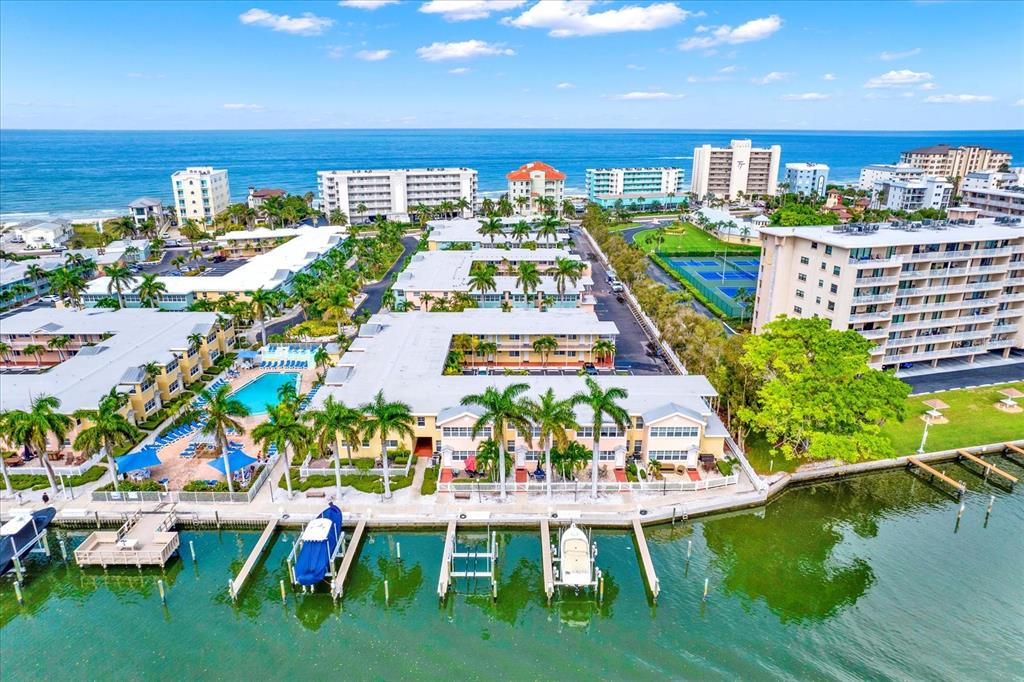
(86, 226, 346, 295)
(311, 309, 724, 432)
(0, 308, 225, 412)
(395, 249, 589, 294)
(759, 217, 1024, 248)
(217, 225, 344, 242)
(427, 218, 566, 246)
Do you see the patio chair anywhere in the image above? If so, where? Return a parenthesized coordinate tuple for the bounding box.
(532, 467, 546, 481)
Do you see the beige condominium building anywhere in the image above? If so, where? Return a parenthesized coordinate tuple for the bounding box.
(691, 139, 781, 200)
(312, 309, 731, 471)
(316, 167, 477, 223)
(960, 170, 1024, 218)
(507, 161, 565, 215)
(753, 219, 1024, 372)
(171, 167, 231, 224)
(899, 144, 1013, 185)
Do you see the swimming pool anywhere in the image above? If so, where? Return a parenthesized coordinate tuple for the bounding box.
(229, 372, 299, 415)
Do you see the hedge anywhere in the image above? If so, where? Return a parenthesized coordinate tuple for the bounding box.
(281, 470, 415, 494)
(0, 465, 107, 491)
(420, 466, 439, 495)
(650, 253, 734, 320)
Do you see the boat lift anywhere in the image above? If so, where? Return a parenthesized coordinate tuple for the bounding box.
(444, 525, 499, 601)
(287, 516, 346, 594)
(548, 523, 603, 603)
(1, 508, 56, 586)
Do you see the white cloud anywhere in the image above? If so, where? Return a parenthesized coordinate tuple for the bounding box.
(924, 93, 995, 104)
(919, 82, 936, 90)
(505, 0, 695, 38)
(879, 47, 922, 61)
(420, 1, 526, 22)
(448, 67, 471, 75)
(779, 92, 830, 101)
(609, 91, 684, 101)
(556, 82, 575, 89)
(679, 14, 782, 50)
(752, 71, 789, 85)
(822, 73, 837, 81)
(1016, 99, 1024, 107)
(718, 65, 738, 74)
(325, 45, 346, 59)
(338, 1, 398, 9)
(222, 103, 264, 110)
(417, 40, 515, 61)
(626, 64, 646, 71)
(355, 49, 392, 61)
(864, 69, 933, 88)
(239, 8, 334, 36)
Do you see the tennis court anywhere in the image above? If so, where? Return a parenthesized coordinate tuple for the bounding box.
(661, 255, 760, 318)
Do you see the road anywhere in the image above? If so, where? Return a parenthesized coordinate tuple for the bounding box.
(903, 359, 1024, 394)
(571, 230, 669, 375)
(353, 236, 419, 317)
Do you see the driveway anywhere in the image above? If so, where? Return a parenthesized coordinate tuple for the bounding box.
(572, 232, 669, 375)
(353, 235, 419, 317)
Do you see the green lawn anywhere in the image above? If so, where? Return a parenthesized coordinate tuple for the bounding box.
(742, 381, 1024, 474)
(633, 222, 759, 255)
(881, 381, 1024, 455)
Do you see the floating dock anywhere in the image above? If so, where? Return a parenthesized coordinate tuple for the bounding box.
(331, 518, 366, 601)
(229, 518, 278, 599)
(74, 510, 179, 568)
(956, 449, 1018, 488)
(540, 519, 554, 604)
(907, 457, 967, 498)
(632, 518, 660, 602)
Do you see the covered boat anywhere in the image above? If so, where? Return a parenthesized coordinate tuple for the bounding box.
(0, 507, 56, 577)
(293, 503, 343, 586)
(558, 523, 594, 587)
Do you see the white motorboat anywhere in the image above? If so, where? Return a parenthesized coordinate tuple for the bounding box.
(558, 523, 594, 587)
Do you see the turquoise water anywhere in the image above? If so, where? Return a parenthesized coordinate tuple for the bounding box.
(1, 461, 1022, 680)
(2, 129, 1022, 218)
(229, 372, 298, 415)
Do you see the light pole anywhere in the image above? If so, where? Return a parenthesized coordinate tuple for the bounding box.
(917, 411, 940, 454)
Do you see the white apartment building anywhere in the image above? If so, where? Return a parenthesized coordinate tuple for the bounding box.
(585, 167, 686, 208)
(958, 170, 1024, 218)
(507, 161, 565, 215)
(316, 167, 477, 223)
(171, 167, 231, 225)
(880, 176, 953, 212)
(899, 144, 1013, 181)
(752, 220, 1024, 373)
(690, 139, 781, 200)
(857, 164, 926, 192)
(783, 163, 829, 196)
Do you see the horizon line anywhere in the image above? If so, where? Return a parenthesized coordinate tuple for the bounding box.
(2, 126, 1021, 134)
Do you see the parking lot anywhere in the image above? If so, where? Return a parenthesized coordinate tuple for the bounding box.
(571, 230, 671, 376)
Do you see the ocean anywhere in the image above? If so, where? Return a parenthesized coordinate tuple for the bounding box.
(1, 128, 1022, 221)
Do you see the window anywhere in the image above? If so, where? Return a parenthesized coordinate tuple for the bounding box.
(833, 266, 841, 277)
(825, 246, 833, 255)
(507, 440, 515, 451)
(385, 440, 398, 450)
(794, 305, 803, 314)
(441, 426, 489, 438)
(648, 450, 692, 462)
(811, 242, 818, 250)
(815, 296, 821, 305)
(144, 398, 157, 412)
(820, 262, 827, 271)
(599, 451, 617, 461)
(796, 289, 805, 299)
(450, 451, 472, 462)
(800, 256, 810, 265)
(830, 284, 838, 294)
(798, 273, 807, 282)
(417, 417, 425, 427)
(827, 301, 835, 311)
(649, 426, 699, 438)
(634, 417, 644, 429)
(168, 380, 180, 393)
(190, 364, 201, 376)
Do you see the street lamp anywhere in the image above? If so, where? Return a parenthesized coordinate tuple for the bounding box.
(917, 409, 942, 454)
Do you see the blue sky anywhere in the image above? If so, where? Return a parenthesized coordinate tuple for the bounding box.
(2, 0, 1022, 130)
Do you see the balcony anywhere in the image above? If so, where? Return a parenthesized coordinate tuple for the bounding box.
(964, 280, 1005, 292)
(892, 300, 979, 314)
(889, 314, 996, 331)
(854, 328, 889, 340)
(849, 310, 892, 323)
(1003, 292, 1024, 303)
(851, 293, 897, 305)
(884, 345, 984, 364)
(988, 338, 1018, 349)
(855, 275, 901, 286)
(849, 255, 903, 267)
(886, 329, 992, 347)
(907, 247, 1013, 262)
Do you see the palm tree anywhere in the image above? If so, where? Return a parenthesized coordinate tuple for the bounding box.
(511, 220, 530, 245)
(134, 273, 167, 308)
(515, 262, 541, 307)
(103, 263, 136, 309)
(329, 209, 348, 227)
(536, 215, 561, 245)
(527, 388, 578, 497)
(22, 343, 45, 368)
(304, 396, 361, 499)
(551, 256, 584, 295)
(467, 263, 497, 298)
(24, 264, 49, 294)
(355, 202, 368, 224)
(455, 196, 470, 217)
(198, 384, 249, 493)
(359, 391, 414, 499)
(48, 267, 87, 309)
(172, 255, 187, 273)
(531, 336, 558, 366)
(571, 377, 629, 498)
(313, 346, 332, 374)
(187, 333, 204, 355)
(514, 195, 530, 215)
(252, 403, 308, 498)
(478, 217, 503, 246)
(475, 340, 497, 366)
(4, 395, 72, 495)
(0, 342, 11, 364)
(247, 288, 280, 346)
(46, 335, 71, 362)
(460, 383, 532, 500)
(73, 395, 142, 493)
(591, 339, 616, 366)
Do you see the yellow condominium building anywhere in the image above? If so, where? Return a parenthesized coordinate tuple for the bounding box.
(753, 218, 1024, 373)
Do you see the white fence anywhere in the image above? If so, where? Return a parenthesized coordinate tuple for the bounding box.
(91, 454, 279, 504)
(437, 473, 739, 495)
(298, 453, 416, 479)
(10, 453, 103, 477)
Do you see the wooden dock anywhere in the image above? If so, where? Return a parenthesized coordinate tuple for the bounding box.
(331, 518, 366, 601)
(229, 518, 278, 599)
(631, 518, 660, 603)
(907, 456, 966, 498)
(1005, 443, 1024, 465)
(957, 449, 1018, 488)
(75, 510, 179, 568)
(437, 519, 457, 600)
(539, 519, 554, 604)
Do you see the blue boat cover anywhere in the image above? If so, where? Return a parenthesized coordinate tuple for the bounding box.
(115, 447, 162, 473)
(206, 449, 258, 475)
(294, 503, 343, 586)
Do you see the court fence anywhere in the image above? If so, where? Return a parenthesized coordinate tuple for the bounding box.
(652, 253, 757, 318)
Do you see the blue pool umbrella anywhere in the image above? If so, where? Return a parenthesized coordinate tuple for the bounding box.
(115, 447, 162, 473)
(207, 449, 258, 475)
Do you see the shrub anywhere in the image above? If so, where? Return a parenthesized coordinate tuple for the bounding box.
(716, 459, 734, 476)
(420, 465, 439, 495)
(96, 477, 163, 492)
(281, 470, 414, 493)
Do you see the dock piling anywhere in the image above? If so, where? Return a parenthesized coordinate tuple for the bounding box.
(13, 581, 23, 604)
(280, 579, 287, 604)
(228, 578, 236, 601)
(703, 577, 709, 601)
(687, 539, 692, 560)
(59, 538, 68, 562)
(987, 495, 995, 515)
(157, 579, 166, 605)
(958, 502, 965, 520)
(189, 540, 197, 563)
(396, 542, 401, 562)
(384, 579, 390, 605)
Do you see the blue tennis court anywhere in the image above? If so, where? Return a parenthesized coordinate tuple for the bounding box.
(731, 259, 760, 267)
(719, 286, 754, 298)
(669, 258, 719, 267)
(699, 270, 756, 281)
(657, 255, 760, 318)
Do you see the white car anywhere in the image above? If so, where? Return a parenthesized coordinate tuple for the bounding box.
(40, 295, 59, 303)
(610, 281, 624, 293)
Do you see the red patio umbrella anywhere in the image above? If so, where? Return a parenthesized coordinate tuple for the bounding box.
(464, 455, 477, 472)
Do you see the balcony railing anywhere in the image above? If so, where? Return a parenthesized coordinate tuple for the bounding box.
(907, 247, 1013, 261)
(851, 293, 897, 305)
(889, 314, 996, 331)
(849, 255, 903, 267)
(849, 310, 892, 322)
(855, 275, 901, 286)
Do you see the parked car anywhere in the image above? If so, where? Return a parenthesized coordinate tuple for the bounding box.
(40, 295, 59, 303)
(610, 281, 624, 293)
(583, 363, 598, 376)
(210, 255, 227, 263)
(163, 238, 180, 247)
